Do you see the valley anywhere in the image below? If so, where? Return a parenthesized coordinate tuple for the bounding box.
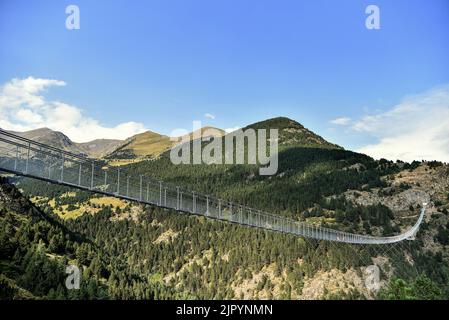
(1, 117, 448, 300)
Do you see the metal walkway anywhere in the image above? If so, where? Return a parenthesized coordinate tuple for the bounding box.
(0, 129, 426, 244)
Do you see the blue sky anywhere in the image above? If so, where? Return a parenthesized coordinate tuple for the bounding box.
(1, 0, 449, 161)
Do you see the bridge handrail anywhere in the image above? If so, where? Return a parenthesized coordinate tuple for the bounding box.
(0, 129, 426, 244)
(0, 129, 93, 163)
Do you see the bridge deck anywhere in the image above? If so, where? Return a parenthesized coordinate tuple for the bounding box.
(0, 129, 425, 244)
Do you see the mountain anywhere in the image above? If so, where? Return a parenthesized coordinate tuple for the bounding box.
(9, 128, 83, 153)
(105, 130, 173, 160)
(2, 116, 448, 300)
(244, 117, 341, 149)
(121, 117, 378, 218)
(0, 176, 110, 299)
(3, 126, 225, 162)
(105, 126, 225, 161)
(7, 153, 449, 300)
(3, 128, 123, 159)
(77, 139, 123, 158)
(176, 126, 225, 144)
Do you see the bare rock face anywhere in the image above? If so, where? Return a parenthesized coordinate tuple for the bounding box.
(345, 188, 430, 213)
(300, 268, 374, 300)
(345, 163, 449, 211)
(344, 163, 449, 260)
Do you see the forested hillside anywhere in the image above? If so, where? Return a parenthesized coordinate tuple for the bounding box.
(1, 169, 448, 300)
(1, 117, 449, 300)
(121, 117, 402, 224)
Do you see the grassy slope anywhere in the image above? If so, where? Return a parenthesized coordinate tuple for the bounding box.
(106, 126, 225, 161)
(107, 130, 173, 160)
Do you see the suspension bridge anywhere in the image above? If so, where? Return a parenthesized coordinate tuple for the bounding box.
(0, 129, 426, 245)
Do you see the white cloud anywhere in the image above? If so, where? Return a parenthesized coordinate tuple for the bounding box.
(330, 117, 351, 125)
(0, 77, 147, 142)
(354, 85, 449, 162)
(204, 113, 215, 120)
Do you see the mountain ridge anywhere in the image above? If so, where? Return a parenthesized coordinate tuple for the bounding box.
(5, 128, 123, 158)
(3, 116, 341, 161)
(106, 130, 172, 160)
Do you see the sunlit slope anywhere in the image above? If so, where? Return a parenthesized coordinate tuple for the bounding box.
(106, 130, 172, 160)
(106, 127, 225, 162)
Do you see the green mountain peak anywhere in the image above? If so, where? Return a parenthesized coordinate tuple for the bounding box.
(244, 116, 342, 149)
